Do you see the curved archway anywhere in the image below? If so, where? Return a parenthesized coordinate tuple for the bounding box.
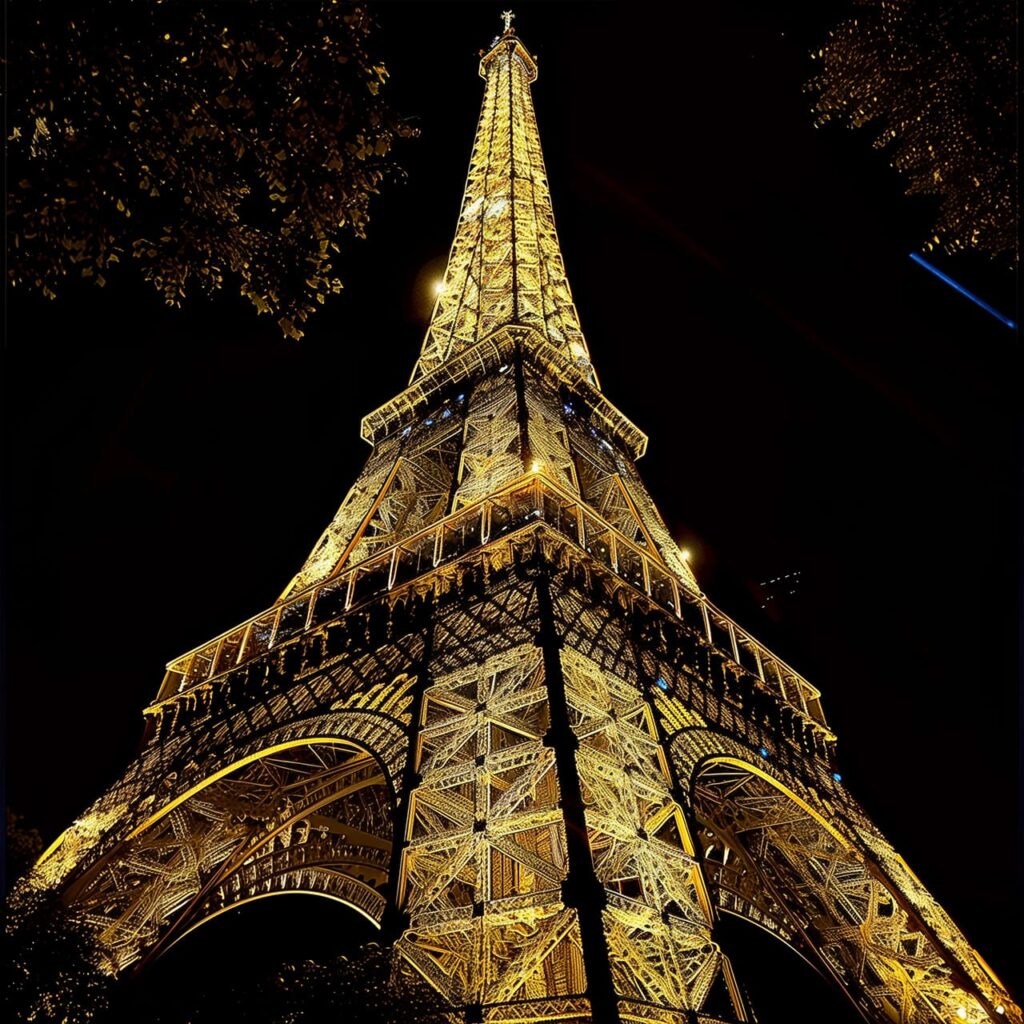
(691, 756, 1003, 1024)
(119, 890, 383, 1024)
(171, 889, 382, 946)
(64, 738, 397, 974)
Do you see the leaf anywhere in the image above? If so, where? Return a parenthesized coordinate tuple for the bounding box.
(278, 315, 303, 340)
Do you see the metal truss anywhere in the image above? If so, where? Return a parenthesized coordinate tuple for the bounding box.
(454, 373, 523, 506)
(396, 606, 717, 1022)
(558, 648, 718, 1017)
(396, 646, 579, 1010)
(33, 626, 426, 939)
(64, 742, 393, 974)
(691, 759, 1016, 1023)
(21, 19, 1019, 1024)
(412, 35, 592, 385)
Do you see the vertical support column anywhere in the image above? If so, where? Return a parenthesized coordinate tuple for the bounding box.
(625, 615, 720, 1024)
(513, 341, 533, 471)
(534, 568, 621, 1024)
(380, 594, 436, 943)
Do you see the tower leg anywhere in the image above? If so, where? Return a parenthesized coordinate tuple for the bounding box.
(673, 737, 1019, 1024)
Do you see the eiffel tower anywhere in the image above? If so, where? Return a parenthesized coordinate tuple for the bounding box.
(27, 16, 1019, 1024)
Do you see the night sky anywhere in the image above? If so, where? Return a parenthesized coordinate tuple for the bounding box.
(4, 1, 1020, 1016)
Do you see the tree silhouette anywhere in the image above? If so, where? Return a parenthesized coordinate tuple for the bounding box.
(808, 0, 1017, 265)
(206, 944, 452, 1024)
(5, 810, 45, 893)
(4, 886, 113, 1024)
(103, 942, 451, 1024)
(7, 0, 417, 338)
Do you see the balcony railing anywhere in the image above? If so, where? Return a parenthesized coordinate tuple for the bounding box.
(153, 474, 829, 733)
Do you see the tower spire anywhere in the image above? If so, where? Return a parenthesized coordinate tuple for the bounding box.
(274, 20, 696, 603)
(412, 22, 596, 386)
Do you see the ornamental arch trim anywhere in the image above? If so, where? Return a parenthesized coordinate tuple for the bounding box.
(167, 888, 383, 955)
(36, 707, 412, 893)
(55, 735, 399, 974)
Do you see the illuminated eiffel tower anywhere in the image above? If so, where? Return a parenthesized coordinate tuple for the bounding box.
(30, 16, 1019, 1024)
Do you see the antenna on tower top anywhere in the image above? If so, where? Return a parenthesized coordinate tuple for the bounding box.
(501, 10, 515, 34)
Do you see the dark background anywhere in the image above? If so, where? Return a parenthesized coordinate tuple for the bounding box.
(4, 2, 1020, 1018)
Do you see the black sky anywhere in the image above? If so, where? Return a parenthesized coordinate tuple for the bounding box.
(4, 1, 1020, 1016)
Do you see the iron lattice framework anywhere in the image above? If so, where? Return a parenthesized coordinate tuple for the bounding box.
(27, 22, 1018, 1024)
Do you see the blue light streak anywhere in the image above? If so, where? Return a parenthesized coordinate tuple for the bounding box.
(909, 253, 1017, 330)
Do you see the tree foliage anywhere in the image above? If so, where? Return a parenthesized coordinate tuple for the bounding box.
(4, 886, 113, 1024)
(7, 0, 416, 338)
(808, 0, 1017, 265)
(190, 943, 452, 1024)
(5, 809, 45, 893)
(108, 942, 451, 1024)
(3, 891, 449, 1024)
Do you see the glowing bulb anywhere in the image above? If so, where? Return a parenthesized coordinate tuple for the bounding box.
(680, 548, 692, 561)
(432, 280, 445, 296)
(530, 461, 541, 473)
(997, 1007, 1005, 1015)
(956, 1009, 966, 1020)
